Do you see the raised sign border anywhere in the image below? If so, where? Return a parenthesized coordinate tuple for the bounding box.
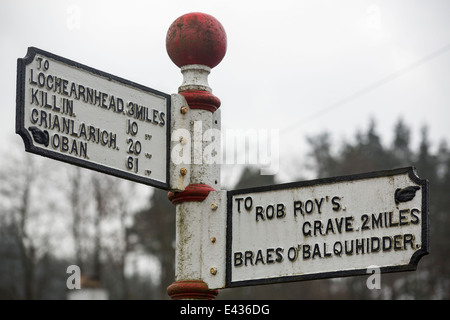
(226, 167, 429, 288)
(16, 47, 171, 190)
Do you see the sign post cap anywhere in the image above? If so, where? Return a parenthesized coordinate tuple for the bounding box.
(166, 12, 227, 69)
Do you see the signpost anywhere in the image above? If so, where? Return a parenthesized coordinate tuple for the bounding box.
(226, 167, 429, 287)
(15, 13, 430, 300)
(16, 47, 171, 189)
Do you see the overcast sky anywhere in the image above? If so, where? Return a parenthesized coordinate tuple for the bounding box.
(2, 0, 449, 185)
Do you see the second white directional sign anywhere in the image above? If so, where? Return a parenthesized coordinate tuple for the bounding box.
(226, 167, 429, 287)
(16, 47, 171, 189)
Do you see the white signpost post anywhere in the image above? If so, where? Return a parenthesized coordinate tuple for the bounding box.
(226, 167, 429, 288)
(16, 47, 171, 189)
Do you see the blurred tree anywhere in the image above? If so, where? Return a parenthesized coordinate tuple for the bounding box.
(131, 188, 175, 299)
(0, 152, 66, 299)
(305, 118, 449, 299)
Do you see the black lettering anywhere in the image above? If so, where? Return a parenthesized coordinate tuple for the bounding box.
(51, 113, 60, 131)
(153, 109, 159, 124)
(37, 72, 45, 87)
(305, 200, 314, 214)
(69, 82, 77, 98)
(69, 119, 77, 136)
(345, 240, 354, 255)
(302, 221, 311, 237)
(399, 209, 409, 226)
(53, 95, 60, 112)
(94, 90, 101, 105)
(244, 251, 253, 266)
(44, 92, 52, 109)
(109, 96, 116, 111)
(371, 237, 380, 252)
(325, 218, 335, 234)
(333, 241, 343, 256)
(136, 104, 144, 120)
(254, 250, 265, 265)
(101, 92, 108, 108)
(332, 196, 341, 211)
(54, 77, 62, 94)
(388, 211, 399, 227)
(78, 84, 85, 101)
(30, 108, 39, 124)
(244, 197, 252, 210)
(335, 217, 344, 233)
(361, 214, 370, 230)
(394, 234, 402, 250)
(86, 87, 94, 104)
(355, 238, 364, 254)
(266, 205, 274, 220)
(382, 236, 392, 251)
(293, 200, 303, 216)
(62, 79, 69, 95)
(61, 136, 69, 152)
(109, 133, 116, 149)
(324, 243, 332, 257)
(117, 98, 124, 113)
(70, 139, 78, 156)
(89, 126, 96, 142)
(275, 248, 284, 262)
(302, 245, 311, 260)
(314, 220, 323, 236)
(266, 248, 275, 264)
(410, 208, 420, 224)
(79, 123, 87, 139)
(235, 198, 243, 213)
(40, 110, 48, 128)
(255, 206, 265, 222)
(159, 111, 166, 126)
(276, 203, 286, 218)
(312, 243, 321, 259)
(101, 131, 109, 146)
(345, 216, 354, 232)
(372, 212, 383, 229)
(315, 198, 324, 213)
(30, 69, 37, 85)
(403, 234, 415, 250)
(80, 141, 87, 159)
(52, 134, 60, 149)
(31, 88, 39, 105)
(234, 252, 243, 267)
(127, 101, 134, 116)
(288, 247, 298, 261)
(46, 74, 54, 90)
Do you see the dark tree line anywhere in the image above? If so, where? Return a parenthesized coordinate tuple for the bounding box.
(0, 117, 448, 299)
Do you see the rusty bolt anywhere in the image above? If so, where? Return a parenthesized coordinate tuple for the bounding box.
(180, 168, 188, 176)
(210, 267, 217, 275)
(179, 137, 187, 145)
(180, 106, 189, 114)
(210, 237, 216, 243)
(210, 203, 218, 211)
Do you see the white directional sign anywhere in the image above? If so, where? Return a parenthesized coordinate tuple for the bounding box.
(226, 167, 429, 287)
(16, 47, 171, 189)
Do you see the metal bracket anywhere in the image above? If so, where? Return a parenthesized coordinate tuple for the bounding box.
(169, 94, 191, 191)
(201, 190, 227, 289)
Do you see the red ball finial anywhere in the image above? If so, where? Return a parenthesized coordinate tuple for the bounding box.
(166, 12, 227, 69)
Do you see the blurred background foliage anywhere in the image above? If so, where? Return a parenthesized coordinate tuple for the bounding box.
(0, 117, 448, 299)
